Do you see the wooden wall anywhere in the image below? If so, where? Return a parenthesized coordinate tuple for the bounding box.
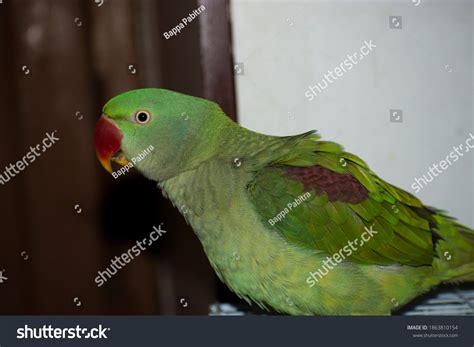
(0, 0, 237, 314)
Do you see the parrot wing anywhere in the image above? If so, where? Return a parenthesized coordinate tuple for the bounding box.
(246, 131, 439, 266)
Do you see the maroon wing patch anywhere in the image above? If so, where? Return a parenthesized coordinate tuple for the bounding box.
(285, 165, 368, 204)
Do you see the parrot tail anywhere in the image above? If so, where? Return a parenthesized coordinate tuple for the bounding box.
(431, 212, 474, 284)
(443, 263, 474, 284)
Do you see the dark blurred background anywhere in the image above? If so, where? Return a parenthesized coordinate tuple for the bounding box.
(0, 0, 241, 314)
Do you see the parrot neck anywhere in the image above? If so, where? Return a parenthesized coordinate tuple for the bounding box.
(143, 110, 273, 183)
(155, 115, 279, 223)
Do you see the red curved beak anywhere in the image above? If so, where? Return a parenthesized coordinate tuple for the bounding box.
(94, 115, 128, 173)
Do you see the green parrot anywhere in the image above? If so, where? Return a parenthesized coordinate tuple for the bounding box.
(94, 88, 474, 315)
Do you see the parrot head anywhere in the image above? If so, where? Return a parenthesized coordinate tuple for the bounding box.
(94, 88, 231, 181)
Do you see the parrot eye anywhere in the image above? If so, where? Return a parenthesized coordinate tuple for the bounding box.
(135, 110, 151, 124)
